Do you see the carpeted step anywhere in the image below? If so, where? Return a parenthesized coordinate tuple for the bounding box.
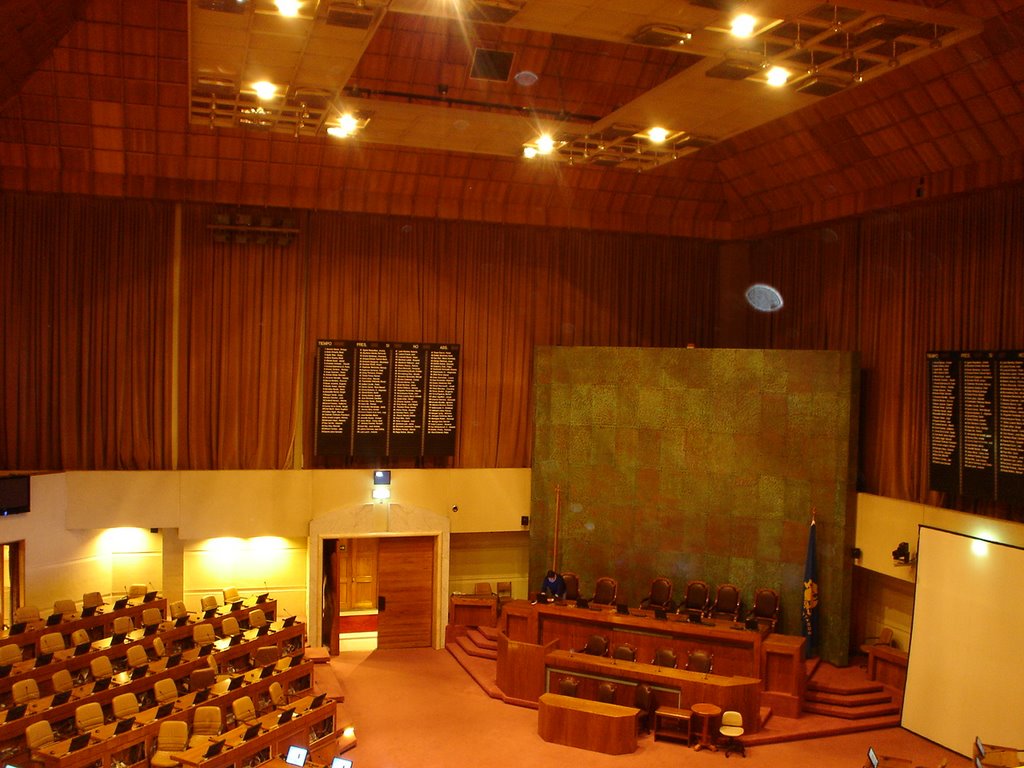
(807, 679, 886, 696)
(445, 642, 502, 699)
(805, 689, 894, 707)
(477, 625, 502, 642)
(466, 627, 498, 651)
(456, 633, 498, 660)
(803, 700, 901, 719)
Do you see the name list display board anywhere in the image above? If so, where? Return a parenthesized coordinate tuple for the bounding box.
(314, 340, 459, 460)
(927, 351, 1024, 504)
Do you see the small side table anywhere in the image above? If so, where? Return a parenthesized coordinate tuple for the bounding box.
(653, 706, 693, 745)
(691, 702, 722, 751)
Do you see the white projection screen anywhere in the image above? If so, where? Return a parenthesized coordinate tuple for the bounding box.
(902, 526, 1024, 755)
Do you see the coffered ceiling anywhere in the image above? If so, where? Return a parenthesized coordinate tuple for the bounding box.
(0, 0, 1022, 238)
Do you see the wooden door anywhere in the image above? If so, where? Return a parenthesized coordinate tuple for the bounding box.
(376, 536, 434, 649)
(349, 538, 378, 610)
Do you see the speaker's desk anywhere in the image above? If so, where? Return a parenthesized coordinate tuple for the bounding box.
(537, 693, 639, 755)
(544, 649, 761, 733)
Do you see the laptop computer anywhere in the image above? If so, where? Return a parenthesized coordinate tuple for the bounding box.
(9, 622, 27, 635)
(35, 652, 53, 667)
(114, 717, 135, 734)
(46, 613, 63, 625)
(282, 616, 296, 628)
(653, 608, 668, 620)
(277, 708, 295, 726)
(192, 689, 210, 704)
(67, 733, 92, 753)
(230, 601, 243, 612)
(93, 678, 112, 691)
(110, 632, 127, 645)
(143, 591, 158, 603)
(310, 692, 326, 709)
(289, 653, 305, 667)
(74, 642, 91, 656)
(255, 593, 268, 604)
(257, 624, 270, 636)
(166, 653, 182, 668)
(575, 598, 589, 609)
(227, 675, 245, 690)
(260, 664, 275, 679)
(81, 605, 98, 618)
(242, 723, 262, 741)
(52, 690, 72, 706)
(866, 746, 879, 768)
(198, 643, 213, 657)
(229, 634, 242, 646)
(113, 597, 129, 610)
(331, 757, 353, 768)
(130, 665, 148, 680)
(203, 740, 226, 759)
(5, 704, 26, 721)
(203, 609, 217, 619)
(0, 665, 12, 678)
(156, 702, 174, 719)
(284, 745, 307, 766)
(615, 603, 629, 615)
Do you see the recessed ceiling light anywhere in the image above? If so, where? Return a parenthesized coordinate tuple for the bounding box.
(275, 0, 300, 15)
(253, 81, 277, 101)
(523, 146, 538, 159)
(648, 127, 669, 144)
(766, 67, 790, 87)
(536, 134, 555, 155)
(731, 14, 757, 38)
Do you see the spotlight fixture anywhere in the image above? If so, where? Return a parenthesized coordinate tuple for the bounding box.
(766, 67, 790, 87)
(730, 13, 756, 38)
(648, 127, 669, 144)
(275, 0, 300, 15)
(253, 81, 277, 101)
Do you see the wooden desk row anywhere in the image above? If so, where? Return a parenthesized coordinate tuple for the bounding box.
(0, 600, 280, 700)
(0, 621, 306, 746)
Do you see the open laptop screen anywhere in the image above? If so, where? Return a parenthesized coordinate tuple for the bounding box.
(284, 746, 307, 767)
(867, 746, 879, 768)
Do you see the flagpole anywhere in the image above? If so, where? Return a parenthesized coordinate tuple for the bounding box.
(552, 484, 561, 573)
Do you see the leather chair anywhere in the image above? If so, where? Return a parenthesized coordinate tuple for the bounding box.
(151, 720, 189, 768)
(597, 681, 617, 703)
(151, 636, 167, 659)
(747, 587, 780, 632)
(52, 668, 74, 693)
(153, 677, 178, 705)
(686, 649, 714, 674)
(53, 598, 77, 616)
(652, 647, 678, 668)
(169, 600, 189, 621)
(231, 695, 257, 724)
(557, 676, 580, 696)
(126, 644, 149, 669)
(70, 628, 91, 647)
(193, 623, 216, 647)
(142, 607, 164, 633)
(709, 583, 742, 622)
(577, 634, 609, 656)
(127, 583, 148, 599)
(90, 655, 114, 681)
(200, 595, 220, 613)
(719, 710, 745, 756)
(39, 631, 65, 654)
(112, 691, 140, 720)
(188, 667, 217, 691)
(640, 577, 676, 612)
(112, 615, 134, 636)
(612, 643, 637, 662)
(252, 644, 280, 668)
(634, 683, 656, 734)
(13, 677, 40, 705)
(223, 586, 241, 604)
(26, 720, 56, 751)
(75, 701, 105, 733)
(680, 580, 711, 618)
(496, 581, 513, 603)
(268, 680, 287, 708)
(473, 582, 492, 596)
(14, 605, 41, 623)
(591, 576, 618, 606)
(0, 643, 22, 666)
(82, 592, 105, 611)
(562, 572, 580, 602)
(248, 608, 268, 631)
(188, 705, 222, 748)
(220, 616, 241, 637)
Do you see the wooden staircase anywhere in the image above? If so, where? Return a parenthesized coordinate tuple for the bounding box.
(803, 658, 902, 721)
(445, 624, 503, 699)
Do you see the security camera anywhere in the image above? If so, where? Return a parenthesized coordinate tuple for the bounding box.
(451, 505, 458, 513)
(892, 541, 914, 565)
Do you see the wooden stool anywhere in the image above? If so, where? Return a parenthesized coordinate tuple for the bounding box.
(653, 706, 693, 745)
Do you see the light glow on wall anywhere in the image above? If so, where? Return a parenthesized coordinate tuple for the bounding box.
(99, 527, 153, 552)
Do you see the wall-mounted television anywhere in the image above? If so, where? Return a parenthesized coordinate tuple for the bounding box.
(0, 475, 29, 515)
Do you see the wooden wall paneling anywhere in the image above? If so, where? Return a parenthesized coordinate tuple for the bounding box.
(376, 536, 434, 649)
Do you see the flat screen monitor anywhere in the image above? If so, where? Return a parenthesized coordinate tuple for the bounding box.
(867, 746, 879, 768)
(156, 703, 174, 719)
(653, 608, 667, 620)
(51, 690, 71, 706)
(34, 653, 52, 668)
(331, 758, 353, 768)
(74, 643, 91, 656)
(68, 734, 91, 753)
(46, 613, 62, 626)
(242, 724, 261, 741)
(80, 605, 97, 618)
(282, 616, 296, 628)
(256, 593, 268, 604)
(615, 603, 629, 615)
(230, 601, 243, 612)
(113, 597, 129, 610)
(8, 623, 26, 636)
(575, 598, 589, 609)
(143, 591, 157, 602)
(0, 475, 29, 515)
(203, 741, 225, 759)
(5, 704, 25, 721)
(114, 717, 135, 734)
(277, 708, 295, 726)
(284, 745, 307, 767)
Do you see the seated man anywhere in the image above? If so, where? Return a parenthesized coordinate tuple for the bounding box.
(539, 570, 566, 599)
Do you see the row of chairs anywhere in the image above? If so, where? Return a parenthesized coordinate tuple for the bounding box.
(556, 574, 780, 631)
(575, 635, 715, 674)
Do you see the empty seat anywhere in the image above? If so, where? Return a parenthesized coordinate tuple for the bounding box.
(0, 643, 21, 665)
(53, 598, 77, 616)
(126, 644, 149, 670)
(231, 695, 256, 724)
(640, 577, 676, 612)
(719, 710, 745, 756)
(268, 681, 287, 708)
(222, 587, 241, 604)
(25, 720, 56, 751)
(127, 584, 148, 598)
(577, 634, 609, 656)
(90, 655, 114, 680)
(142, 607, 163, 632)
(680, 580, 711, 618)
(14, 605, 40, 623)
(169, 601, 189, 621)
(193, 623, 216, 647)
(252, 644, 279, 668)
(70, 628, 91, 647)
(112, 691, 140, 720)
(473, 582, 492, 595)
(39, 631, 65, 654)
(220, 616, 241, 637)
(746, 587, 780, 632)
(153, 677, 178, 704)
(112, 615, 134, 636)
(52, 668, 74, 693)
(562, 572, 580, 602)
(612, 643, 637, 662)
(188, 705, 222, 747)
(596, 681, 618, 703)
(188, 667, 217, 691)
(634, 683, 656, 734)
(82, 592, 105, 610)
(496, 581, 513, 602)
(557, 676, 580, 697)
(12, 677, 40, 704)
(652, 647, 678, 668)
(200, 595, 219, 613)
(709, 583, 742, 622)
(591, 576, 618, 605)
(686, 649, 714, 674)
(151, 636, 167, 659)
(151, 720, 189, 768)
(248, 608, 268, 630)
(75, 701, 105, 733)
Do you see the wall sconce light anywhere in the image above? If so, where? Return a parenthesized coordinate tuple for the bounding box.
(372, 470, 391, 500)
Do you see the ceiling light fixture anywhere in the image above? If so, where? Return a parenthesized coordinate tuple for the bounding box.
(648, 127, 668, 144)
(275, 0, 300, 15)
(522, 146, 538, 159)
(766, 66, 790, 87)
(731, 14, 756, 38)
(536, 134, 555, 155)
(327, 113, 360, 138)
(253, 81, 277, 101)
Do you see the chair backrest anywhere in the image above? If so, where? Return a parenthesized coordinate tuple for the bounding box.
(154, 677, 178, 704)
(721, 710, 744, 729)
(142, 607, 163, 627)
(634, 683, 655, 713)
(126, 644, 149, 669)
(648, 577, 673, 606)
(652, 647, 678, 668)
(200, 595, 219, 612)
(189, 666, 217, 690)
(583, 634, 608, 656)
(269, 681, 286, 706)
(52, 668, 74, 693)
(232, 695, 256, 723)
(496, 581, 512, 598)
(192, 705, 221, 736)
(193, 623, 216, 646)
(248, 608, 267, 628)
(14, 605, 40, 623)
(113, 692, 140, 719)
(26, 720, 56, 750)
(562, 572, 580, 601)
(684, 580, 710, 613)
(752, 588, 780, 629)
(222, 587, 241, 604)
(126, 583, 147, 598)
(76, 701, 105, 732)
(592, 576, 618, 605)
(70, 628, 91, 647)
(53, 598, 77, 615)
(112, 615, 134, 636)
(13, 677, 40, 704)
(557, 676, 579, 696)
(39, 631, 65, 654)
(253, 644, 279, 667)
(711, 583, 742, 620)
(473, 582, 492, 595)
(90, 655, 114, 679)
(157, 720, 189, 751)
(82, 592, 104, 609)
(221, 616, 241, 636)
(169, 600, 188, 619)
(596, 681, 617, 703)
(612, 643, 636, 662)
(0, 643, 21, 665)
(686, 649, 714, 674)
(876, 627, 894, 646)
(152, 636, 167, 658)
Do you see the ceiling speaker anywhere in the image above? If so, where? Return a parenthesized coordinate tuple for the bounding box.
(326, 2, 377, 29)
(633, 24, 692, 48)
(795, 77, 847, 97)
